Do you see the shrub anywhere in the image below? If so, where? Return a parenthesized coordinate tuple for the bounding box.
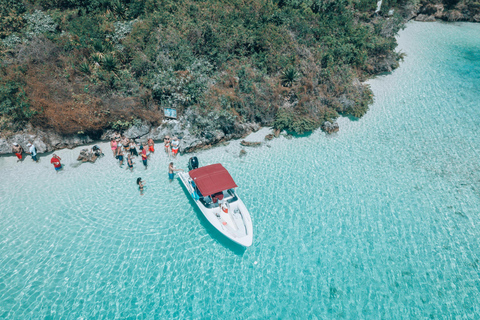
(107, 20, 136, 50)
(24, 10, 57, 38)
(281, 67, 299, 87)
(0, 79, 34, 129)
(79, 62, 91, 75)
(102, 54, 118, 72)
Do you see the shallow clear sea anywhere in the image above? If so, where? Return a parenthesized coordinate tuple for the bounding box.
(1, 21, 480, 319)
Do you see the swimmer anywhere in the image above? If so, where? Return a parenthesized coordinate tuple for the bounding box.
(137, 177, 145, 195)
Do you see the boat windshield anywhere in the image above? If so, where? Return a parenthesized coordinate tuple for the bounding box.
(200, 189, 238, 209)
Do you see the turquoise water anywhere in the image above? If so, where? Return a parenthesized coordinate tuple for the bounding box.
(1, 22, 480, 319)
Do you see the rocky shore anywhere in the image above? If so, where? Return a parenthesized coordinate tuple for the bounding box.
(413, 2, 480, 23)
(0, 118, 261, 156)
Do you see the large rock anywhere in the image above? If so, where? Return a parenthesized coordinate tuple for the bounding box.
(0, 129, 92, 155)
(419, 3, 443, 16)
(445, 10, 463, 22)
(415, 14, 436, 22)
(0, 138, 10, 154)
(124, 121, 151, 139)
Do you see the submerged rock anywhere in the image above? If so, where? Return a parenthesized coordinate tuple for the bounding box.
(322, 121, 339, 134)
(239, 149, 247, 157)
(265, 134, 274, 141)
(240, 140, 262, 147)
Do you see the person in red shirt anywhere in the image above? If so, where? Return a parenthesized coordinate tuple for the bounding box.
(140, 145, 148, 169)
(50, 154, 62, 171)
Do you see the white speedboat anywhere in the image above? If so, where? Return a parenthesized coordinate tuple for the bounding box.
(178, 161, 253, 247)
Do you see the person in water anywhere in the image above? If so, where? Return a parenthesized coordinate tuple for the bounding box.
(110, 138, 117, 158)
(50, 154, 62, 171)
(164, 136, 170, 155)
(12, 143, 23, 161)
(127, 154, 134, 171)
(171, 136, 179, 157)
(137, 177, 145, 195)
(148, 138, 155, 153)
(168, 162, 183, 180)
(26, 142, 38, 162)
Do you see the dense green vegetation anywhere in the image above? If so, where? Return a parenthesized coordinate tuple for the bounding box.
(0, 0, 429, 135)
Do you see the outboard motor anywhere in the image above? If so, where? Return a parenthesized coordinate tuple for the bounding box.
(188, 156, 199, 171)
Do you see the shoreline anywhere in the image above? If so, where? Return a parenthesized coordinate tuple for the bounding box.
(0, 126, 276, 163)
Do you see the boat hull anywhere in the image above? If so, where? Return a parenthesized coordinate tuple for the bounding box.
(179, 172, 253, 247)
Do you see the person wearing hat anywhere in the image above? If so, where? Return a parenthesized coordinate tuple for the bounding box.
(50, 154, 62, 171)
(12, 143, 23, 161)
(26, 142, 38, 162)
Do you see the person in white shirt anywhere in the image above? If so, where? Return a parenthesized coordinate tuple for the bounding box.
(26, 143, 38, 162)
(171, 137, 180, 157)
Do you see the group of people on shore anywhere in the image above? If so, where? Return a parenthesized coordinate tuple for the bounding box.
(10, 134, 184, 194)
(109, 135, 154, 170)
(12, 141, 102, 171)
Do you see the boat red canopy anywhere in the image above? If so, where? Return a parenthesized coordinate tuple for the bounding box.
(189, 163, 238, 196)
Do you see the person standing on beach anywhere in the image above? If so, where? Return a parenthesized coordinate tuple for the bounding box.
(127, 154, 134, 171)
(168, 162, 183, 181)
(26, 143, 38, 162)
(148, 138, 155, 154)
(171, 137, 179, 157)
(140, 145, 148, 169)
(129, 140, 138, 157)
(12, 143, 23, 161)
(117, 146, 124, 166)
(110, 138, 117, 158)
(123, 137, 130, 154)
(50, 154, 62, 171)
(164, 136, 171, 156)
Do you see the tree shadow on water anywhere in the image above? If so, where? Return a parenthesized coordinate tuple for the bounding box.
(178, 179, 246, 256)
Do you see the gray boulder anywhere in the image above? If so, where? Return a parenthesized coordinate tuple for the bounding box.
(124, 121, 151, 139)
